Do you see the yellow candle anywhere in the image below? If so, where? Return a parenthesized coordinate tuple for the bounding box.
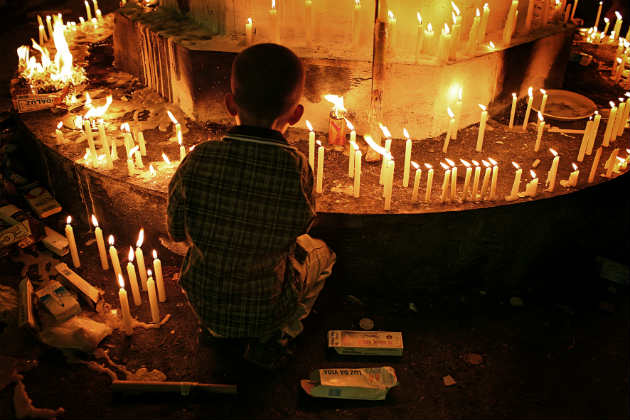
(126, 155, 135, 177)
(480, 160, 492, 201)
(91, 215, 108, 270)
(379, 124, 392, 185)
(46, 15, 53, 41)
(525, 170, 538, 197)
(453, 88, 463, 139)
(97, 120, 113, 170)
(403, 128, 412, 187)
(411, 162, 421, 202)
(605, 148, 619, 178)
(118, 274, 133, 335)
(305, 0, 313, 47)
(577, 118, 594, 162)
(84, 120, 97, 165)
(603, 17, 610, 36)
(508, 162, 522, 199)
(437, 23, 452, 64)
(595, 1, 603, 29)
(270, 0, 279, 43)
(387, 10, 397, 54)
(346, 119, 356, 178)
(471, 160, 481, 201)
(137, 130, 146, 156)
(439, 163, 451, 203)
(539, 89, 549, 116)
(588, 147, 603, 183)
(146, 270, 160, 324)
(613, 99, 626, 139)
(535, 112, 545, 152)
(152, 250, 165, 302)
(245, 17, 253, 45)
(353, 149, 362, 198)
(449, 3, 462, 60)
(587, 111, 601, 155)
(425, 164, 434, 203)
(466, 9, 480, 55)
(423, 23, 436, 56)
(446, 158, 457, 201)
(415, 12, 424, 62)
(508, 93, 517, 129)
(108, 235, 123, 282)
(545, 149, 560, 192)
(444, 108, 455, 153)
(352, 0, 361, 48)
(479, 3, 490, 46)
(306, 120, 315, 170)
(489, 158, 499, 200)
(167, 110, 182, 143)
(522, 87, 534, 131)
(84, 0, 92, 21)
(135, 228, 148, 290)
(39, 24, 46, 45)
(316, 141, 324, 193)
(127, 247, 141, 306)
(568, 163, 579, 187)
(65, 216, 80, 268)
(612, 11, 622, 41)
(476, 104, 488, 152)
(460, 160, 472, 201)
(602, 101, 617, 147)
(384, 160, 395, 211)
(502, 0, 519, 46)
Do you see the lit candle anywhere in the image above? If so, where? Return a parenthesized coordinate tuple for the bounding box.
(587, 111, 601, 155)
(84, 120, 97, 166)
(306, 120, 315, 170)
(612, 11, 622, 41)
(437, 23, 452, 64)
(595, 1, 603, 29)
(467, 8, 481, 55)
(522, 87, 534, 131)
(352, 0, 361, 48)
(353, 148, 362, 198)
(55, 121, 65, 145)
(444, 107, 455, 153)
(439, 162, 451, 204)
(127, 247, 141, 306)
(503, 0, 519, 46)
(424, 163, 434, 203)
(167, 110, 182, 143)
(545, 149, 560, 192)
(489, 157, 499, 200)
(93, 0, 99, 16)
(121, 123, 134, 158)
(508, 93, 517, 129)
(316, 141, 324, 193)
(449, 2, 462, 60)
(411, 162, 421, 202)
(539, 89, 549, 116)
(178, 134, 186, 162)
(146, 269, 160, 324)
(605, 148, 619, 178)
(387, 10, 397, 54)
(446, 158, 457, 201)
(117, 274, 133, 335)
(577, 117, 594, 162)
(423, 23, 436, 56)
(384, 159, 395, 210)
(97, 120, 113, 170)
(39, 24, 46, 45)
(403, 128, 412, 187)
(525, 170, 538, 197)
(79, 17, 85, 26)
(566, 163, 580, 187)
(602, 101, 617, 147)
(453, 87, 463, 139)
(126, 148, 135, 177)
(613, 99, 626, 139)
(91, 215, 109, 270)
(471, 160, 481, 201)
(379, 124, 392, 185)
(535, 111, 545, 152)
(152, 250, 165, 302)
(65, 216, 80, 268)
(603, 18, 610, 36)
(270, 0, 279, 43)
(415, 12, 424, 62)
(108, 235, 123, 282)
(476, 104, 488, 152)
(245, 17, 253, 46)
(84, 0, 92, 21)
(479, 3, 490, 46)
(613, 57, 623, 83)
(508, 162, 522, 199)
(588, 147, 603, 183)
(135, 228, 148, 291)
(46, 15, 53, 41)
(460, 159, 472, 201)
(480, 160, 492, 201)
(524, 0, 535, 32)
(346, 119, 356, 178)
(305, 0, 313, 47)
(137, 130, 146, 156)
(149, 164, 157, 178)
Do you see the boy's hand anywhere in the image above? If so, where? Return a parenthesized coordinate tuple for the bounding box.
(158, 236, 189, 256)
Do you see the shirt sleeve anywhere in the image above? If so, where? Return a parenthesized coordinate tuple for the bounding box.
(167, 163, 187, 242)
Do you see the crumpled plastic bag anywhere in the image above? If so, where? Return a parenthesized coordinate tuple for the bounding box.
(38, 315, 112, 353)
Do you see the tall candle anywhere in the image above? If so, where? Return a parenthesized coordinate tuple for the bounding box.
(479, 3, 490, 46)
(146, 270, 160, 324)
(384, 160, 395, 210)
(97, 120, 113, 170)
(489, 157, 499, 200)
(613, 99, 626, 139)
(403, 129, 412, 187)
(535, 112, 545, 152)
(46, 15, 53, 41)
(471, 160, 481, 201)
(245, 17, 253, 45)
(577, 118, 594, 162)
(588, 147, 603, 183)
(39, 24, 46, 45)
(587, 111, 601, 155)
(479, 160, 491, 200)
(508, 93, 517, 129)
(449, 3, 462, 60)
(602, 18, 610, 36)
(353, 150, 362, 198)
(411, 162, 421, 202)
(522, 87, 534, 131)
(476, 104, 488, 152)
(167, 110, 182, 143)
(460, 160, 472, 201)
(91, 215, 108, 270)
(270, 0, 279, 43)
(137, 130, 146, 156)
(467, 8, 481, 55)
(121, 123, 134, 158)
(108, 235, 123, 282)
(135, 228, 148, 290)
(65, 216, 81, 268)
(509, 162, 522, 199)
(152, 250, 165, 302)
(545, 149, 560, 192)
(525, 170, 538, 197)
(612, 11, 622, 41)
(126, 247, 141, 306)
(524, 0, 535, 32)
(316, 141, 324, 193)
(424, 164, 434, 203)
(453, 88, 463, 139)
(306, 120, 315, 170)
(439, 163, 451, 204)
(117, 274, 133, 335)
(602, 101, 618, 147)
(351, 0, 361, 48)
(346, 119, 357, 178)
(444, 108, 455, 153)
(423, 23, 436, 56)
(415, 12, 424, 62)
(437, 23, 452, 64)
(84, 120, 97, 165)
(595, 1, 603, 29)
(503, 0, 519, 46)
(539, 89, 549, 116)
(84, 0, 92, 21)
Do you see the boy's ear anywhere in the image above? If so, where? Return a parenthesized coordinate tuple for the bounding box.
(288, 104, 304, 126)
(225, 93, 238, 117)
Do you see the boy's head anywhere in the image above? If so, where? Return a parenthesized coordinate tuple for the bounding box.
(226, 44, 305, 132)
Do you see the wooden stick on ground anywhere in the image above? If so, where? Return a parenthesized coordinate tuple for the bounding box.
(111, 380, 237, 396)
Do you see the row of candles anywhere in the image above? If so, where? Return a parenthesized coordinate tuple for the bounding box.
(64, 215, 165, 334)
(37, 0, 103, 44)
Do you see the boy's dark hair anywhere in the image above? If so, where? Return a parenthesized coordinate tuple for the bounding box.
(232, 43, 305, 124)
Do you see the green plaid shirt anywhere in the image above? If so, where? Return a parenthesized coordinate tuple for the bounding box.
(167, 126, 316, 338)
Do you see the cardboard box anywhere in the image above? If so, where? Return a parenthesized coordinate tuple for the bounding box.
(54, 263, 101, 308)
(23, 186, 62, 218)
(35, 281, 81, 322)
(0, 210, 30, 248)
(328, 330, 404, 356)
(10, 82, 70, 113)
(42, 226, 69, 256)
(301, 367, 398, 400)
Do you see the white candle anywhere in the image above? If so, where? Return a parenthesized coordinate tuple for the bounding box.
(39, 24, 46, 45)
(91, 215, 108, 270)
(118, 274, 133, 335)
(508, 93, 517, 129)
(525, 170, 538, 197)
(545, 149, 560, 192)
(439, 163, 451, 204)
(588, 147, 603, 183)
(353, 150, 362, 198)
(425, 164, 434, 203)
(152, 250, 165, 302)
(446, 158, 457, 201)
(65, 216, 81, 268)
(587, 111, 601, 155)
(135, 228, 148, 290)
(467, 8, 481, 55)
(167, 110, 182, 143)
(595, 1, 603, 29)
(346, 119, 356, 178)
(539, 89, 549, 116)
(605, 148, 619, 178)
(108, 235, 123, 282)
(352, 0, 361, 48)
(476, 104, 488, 152)
(577, 118, 594, 162)
(453, 88, 463, 139)
(479, 3, 490, 46)
(384, 159, 395, 210)
(411, 162, 421, 202)
(55, 121, 65, 145)
(489, 158, 499, 200)
(306, 120, 315, 170)
(403, 129, 412, 187)
(84, 120, 97, 165)
(126, 155, 135, 177)
(379, 126, 392, 184)
(245, 18, 253, 45)
(612, 11, 622, 41)
(305, 0, 313, 47)
(127, 247, 141, 306)
(270, 0, 279, 43)
(602, 101, 618, 147)
(613, 100, 626, 139)
(146, 270, 160, 324)
(471, 160, 481, 201)
(437, 23, 452, 64)
(46, 15, 53, 41)
(137, 130, 146, 156)
(97, 120, 113, 170)
(415, 12, 424, 62)
(567, 163, 579, 187)
(316, 141, 324, 193)
(535, 112, 545, 152)
(480, 160, 492, 201)
(509, 162, 522, 199)
(85, 0, 92, 21)
(460, 160, 472, 201)
(522, 87, 534, 131)
(503, 0, 519, 46)
(449, 3, 462, 60)
(603, 18, 610, 36)
(423, 23, 436, 56)
(444, 108, 455, 153)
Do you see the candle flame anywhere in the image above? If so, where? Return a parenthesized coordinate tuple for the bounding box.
(316, 140, 322, 147)
(412, 161, 420, 170)
(91, 214, 98, 227)
(447, 107, 455, 118)
(108, 234, 114, 246)
(572, 163, 578, 171)
(457, 87, 463, 101)
(488, 157, 497, 166)
(97, 154, 105, 163)
(66, 215, 72, 224)
(528, 87, 533, 97)
(452, 12, 457, 24)
(440, 162, 449, 170)
(363, 135, 389, 157)
(162, 152, 171, 165)
(610, 101, 616, 108)
(540, 89, 547, 95)
(128, 246, 134, 262)
(625, 93, 630, 98)
(189, 145, 196, 152)
(476, 8, 480, 17)
(121, 122, 130, 132)
(443, 23, 450, 35)
(460, 159, 470, 167)
(550, 148, 558, 157)
(424, 163, 433, 169)
(355, 0, 360, 6)
(604, 17, 609, 23)
(344, 118, 355, 131)
(530, 170, 537, 178)
(512, 162, 520, 169)
(615, 11, 621, 20)
(136, 228, 144, 248)
(305, 120, 313, 131)
(451, 2, 460, 16)
(153, 249, 157, 259)
(403, 128, 410, 139)
(483, 3, 489, 10)
(479, 104, 487, 111)
(57, 121, 63, 129)
(247, 17, 252, 25)
(272, 0, 275, 9)
(324, 95, 346, 118)
(84, 95, 112, 119)
(388, 10, 395, 20)
(147, 269, 152, 277)
(352, 142, 359, 151)
(482, 160, 490, 167)
(445, 158, 455, 167)
(538, 111, 544, 121)
(417, 12, 422, 24)
(118, 273, 124, 289)
(427, 23, 433, 32)
(149, 164, 156, 176)
(129, 145, 139, 158)
(472, 160, 480, 167)
(488, 41, 495, 49)
(379, 123, 392, 138)
(166, 110, 178, 125)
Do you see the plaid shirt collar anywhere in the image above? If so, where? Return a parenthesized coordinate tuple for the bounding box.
(225, 125, 289, 147)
